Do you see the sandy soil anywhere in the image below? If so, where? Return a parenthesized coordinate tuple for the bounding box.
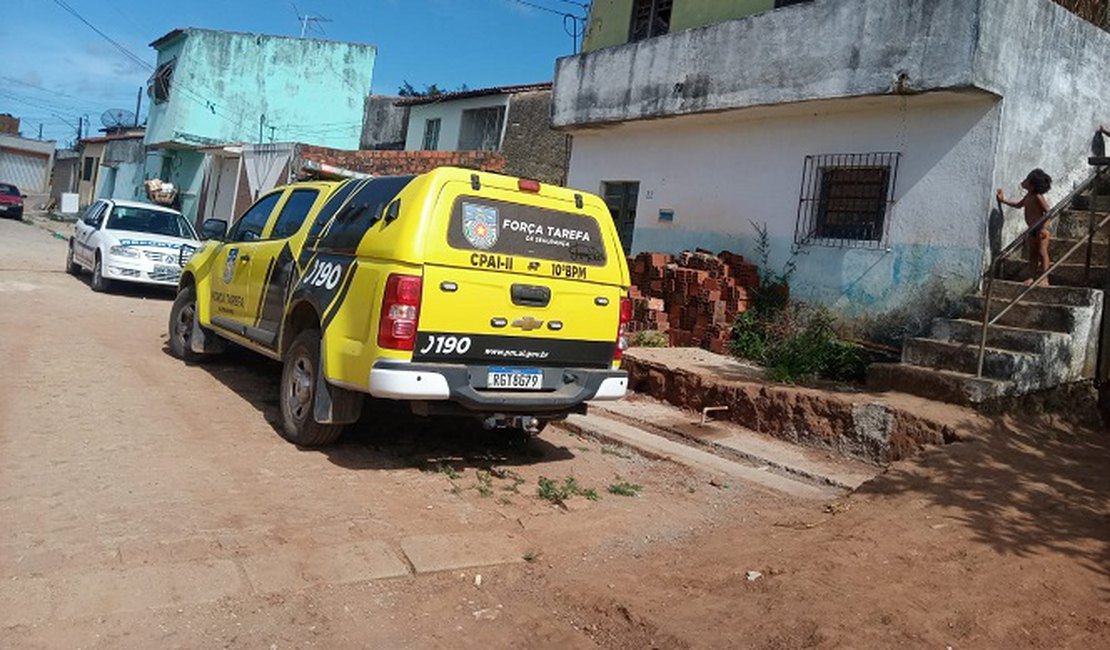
(1, 217, 1106, 648)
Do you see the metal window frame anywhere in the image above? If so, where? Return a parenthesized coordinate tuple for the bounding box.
(629, 0, 673, 42)
(793, 152, 900, 250)
(421, 118, 441, 151)
(457, 106, 506, 152)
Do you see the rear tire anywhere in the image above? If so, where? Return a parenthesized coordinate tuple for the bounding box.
(168, 285, 204, 361)
(65, 242, 80, 275)
(90, 253, 110, 292)
(280, 329, 343, 446)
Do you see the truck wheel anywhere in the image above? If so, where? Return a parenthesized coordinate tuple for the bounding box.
(280, 329, 343, 446)
(65, 242, 80, 275)
(90, 253, 111, 292)
(168, 285, 203, 361)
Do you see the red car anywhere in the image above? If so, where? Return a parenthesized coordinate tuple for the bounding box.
(0, 183, 25, 220)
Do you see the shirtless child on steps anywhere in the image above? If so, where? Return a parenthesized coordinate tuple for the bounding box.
(997, 168, 1053, 286)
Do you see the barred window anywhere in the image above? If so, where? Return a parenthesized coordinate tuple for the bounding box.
(794, 152, 899, 248)
(458, 107, 505, 151)
(147, 59, 175, 104)
(629, 0, 672, 42)
(421, 118, 441, 151)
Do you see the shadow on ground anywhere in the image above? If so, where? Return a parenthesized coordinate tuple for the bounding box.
(859, 415, 1110, 592)
(66, 267, 176, 301)
(166, 344, 575, 472)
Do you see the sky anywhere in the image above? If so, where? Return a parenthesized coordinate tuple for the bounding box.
(0, 0, 589, 146)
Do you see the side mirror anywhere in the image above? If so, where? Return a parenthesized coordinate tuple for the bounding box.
(200, 218, 228, 241)
(178, 243, 197, 268)
(20, 194, 27, 199)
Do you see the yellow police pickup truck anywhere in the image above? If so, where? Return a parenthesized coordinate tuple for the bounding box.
(169, 167, 631, 446)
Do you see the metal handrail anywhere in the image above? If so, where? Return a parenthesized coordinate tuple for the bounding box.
(976, 162, 1110, 378)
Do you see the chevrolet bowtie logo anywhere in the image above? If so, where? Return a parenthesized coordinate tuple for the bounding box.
(511, 316, 545, 331)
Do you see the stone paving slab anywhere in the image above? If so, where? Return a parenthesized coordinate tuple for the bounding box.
(400, 531, 527, 574)
(240, 540, 410, 593)
(51, 559, 242, 621)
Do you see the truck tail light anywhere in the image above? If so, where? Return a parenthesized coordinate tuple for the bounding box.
(614, 296, 632, 362)
(378, 273, 423, 351)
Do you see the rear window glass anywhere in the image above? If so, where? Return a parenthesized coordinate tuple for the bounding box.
(305, 179, 360, 246)
(0, 184, 18, 196)
(446, 197, 607, 266)
(314, 176, 414, 254)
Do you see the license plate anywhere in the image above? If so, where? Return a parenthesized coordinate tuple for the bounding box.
(487, 367, 543, 390)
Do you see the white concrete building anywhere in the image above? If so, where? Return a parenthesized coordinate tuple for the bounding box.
(0, 133, 55, 194)
(553, 0, 1110, 316)
(399, 83, 570, 185)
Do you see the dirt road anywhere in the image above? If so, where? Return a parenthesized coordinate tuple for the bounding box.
(1, 217, 1107, 648)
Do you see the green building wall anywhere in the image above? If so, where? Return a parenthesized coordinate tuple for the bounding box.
(144, 29, 375, 150)
(582, 0, 779, 52)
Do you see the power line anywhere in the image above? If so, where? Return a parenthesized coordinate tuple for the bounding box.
(0, 76, 93, 106)
(49, 0, 150, 71)
(48, 0, 247, 131)
(499, 0, 588, 52)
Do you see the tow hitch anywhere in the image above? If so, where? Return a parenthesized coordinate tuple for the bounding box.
(482, 414, 542, 435)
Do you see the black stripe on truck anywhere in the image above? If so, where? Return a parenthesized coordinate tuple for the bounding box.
(413, 332, 615, 369)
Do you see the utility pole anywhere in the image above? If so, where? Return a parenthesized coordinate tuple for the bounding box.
(76, 116, 82, 142)
(259, 114, 265, 145)
(134, 86, 142, 127)
(38, 124, 43, 140)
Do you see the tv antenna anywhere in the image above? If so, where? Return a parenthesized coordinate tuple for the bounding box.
(291, 3, 332, 38)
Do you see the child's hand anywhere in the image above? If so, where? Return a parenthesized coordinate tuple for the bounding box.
(995, 189, 1004, 201)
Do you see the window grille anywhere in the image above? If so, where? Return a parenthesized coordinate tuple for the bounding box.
(147, 59, 176, 104)
(629, 0, 672, 42)
(457, 107, 506, 151)
(421, 118, 441, 151)
(794, 152, 899, 249)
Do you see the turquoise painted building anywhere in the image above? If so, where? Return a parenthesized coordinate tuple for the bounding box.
(142, 28, 376, 222)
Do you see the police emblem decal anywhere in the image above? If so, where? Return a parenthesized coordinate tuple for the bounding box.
(461, 203, 499, 250)
(223, 248, 238, 284)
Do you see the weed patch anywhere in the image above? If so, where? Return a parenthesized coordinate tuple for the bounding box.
(537, 476, 600, 505)
(608, 481, 643, 497)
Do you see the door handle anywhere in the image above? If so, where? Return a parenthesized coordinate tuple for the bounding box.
(240, 254, 251, 262)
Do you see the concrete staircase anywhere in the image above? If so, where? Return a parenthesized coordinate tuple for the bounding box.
(869, 174, 1108, 405)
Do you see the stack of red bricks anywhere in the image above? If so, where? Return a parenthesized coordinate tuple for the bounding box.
(627, 250, 760, 354)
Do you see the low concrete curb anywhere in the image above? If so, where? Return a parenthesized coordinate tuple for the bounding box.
(561, 413, 842, 500)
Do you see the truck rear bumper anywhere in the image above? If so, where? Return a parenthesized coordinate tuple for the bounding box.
(367, 360, 627, 412)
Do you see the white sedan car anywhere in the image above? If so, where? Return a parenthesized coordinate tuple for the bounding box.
(66, 199, 200, 292)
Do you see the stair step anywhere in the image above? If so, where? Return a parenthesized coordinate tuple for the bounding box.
(986, 279, 1102, 307)
(1072, 194, 1110, 212)
(963, 296, 1079, 333)
(903, 337, 1039, 379)
(1048, 237, 1108, 262)
(1056, 209, 1110, 242)
(930, 318, 1071, 354)
(998, 258, 1109, 289)
(867, 363, 1008, 405)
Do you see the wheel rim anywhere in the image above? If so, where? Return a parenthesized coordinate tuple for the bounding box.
(174, 300, 194, 350)
(286, 353, 314, 421)
(66, 247, 73, 267)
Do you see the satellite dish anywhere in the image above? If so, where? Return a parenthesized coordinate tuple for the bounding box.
(101, 109, 137, 128)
